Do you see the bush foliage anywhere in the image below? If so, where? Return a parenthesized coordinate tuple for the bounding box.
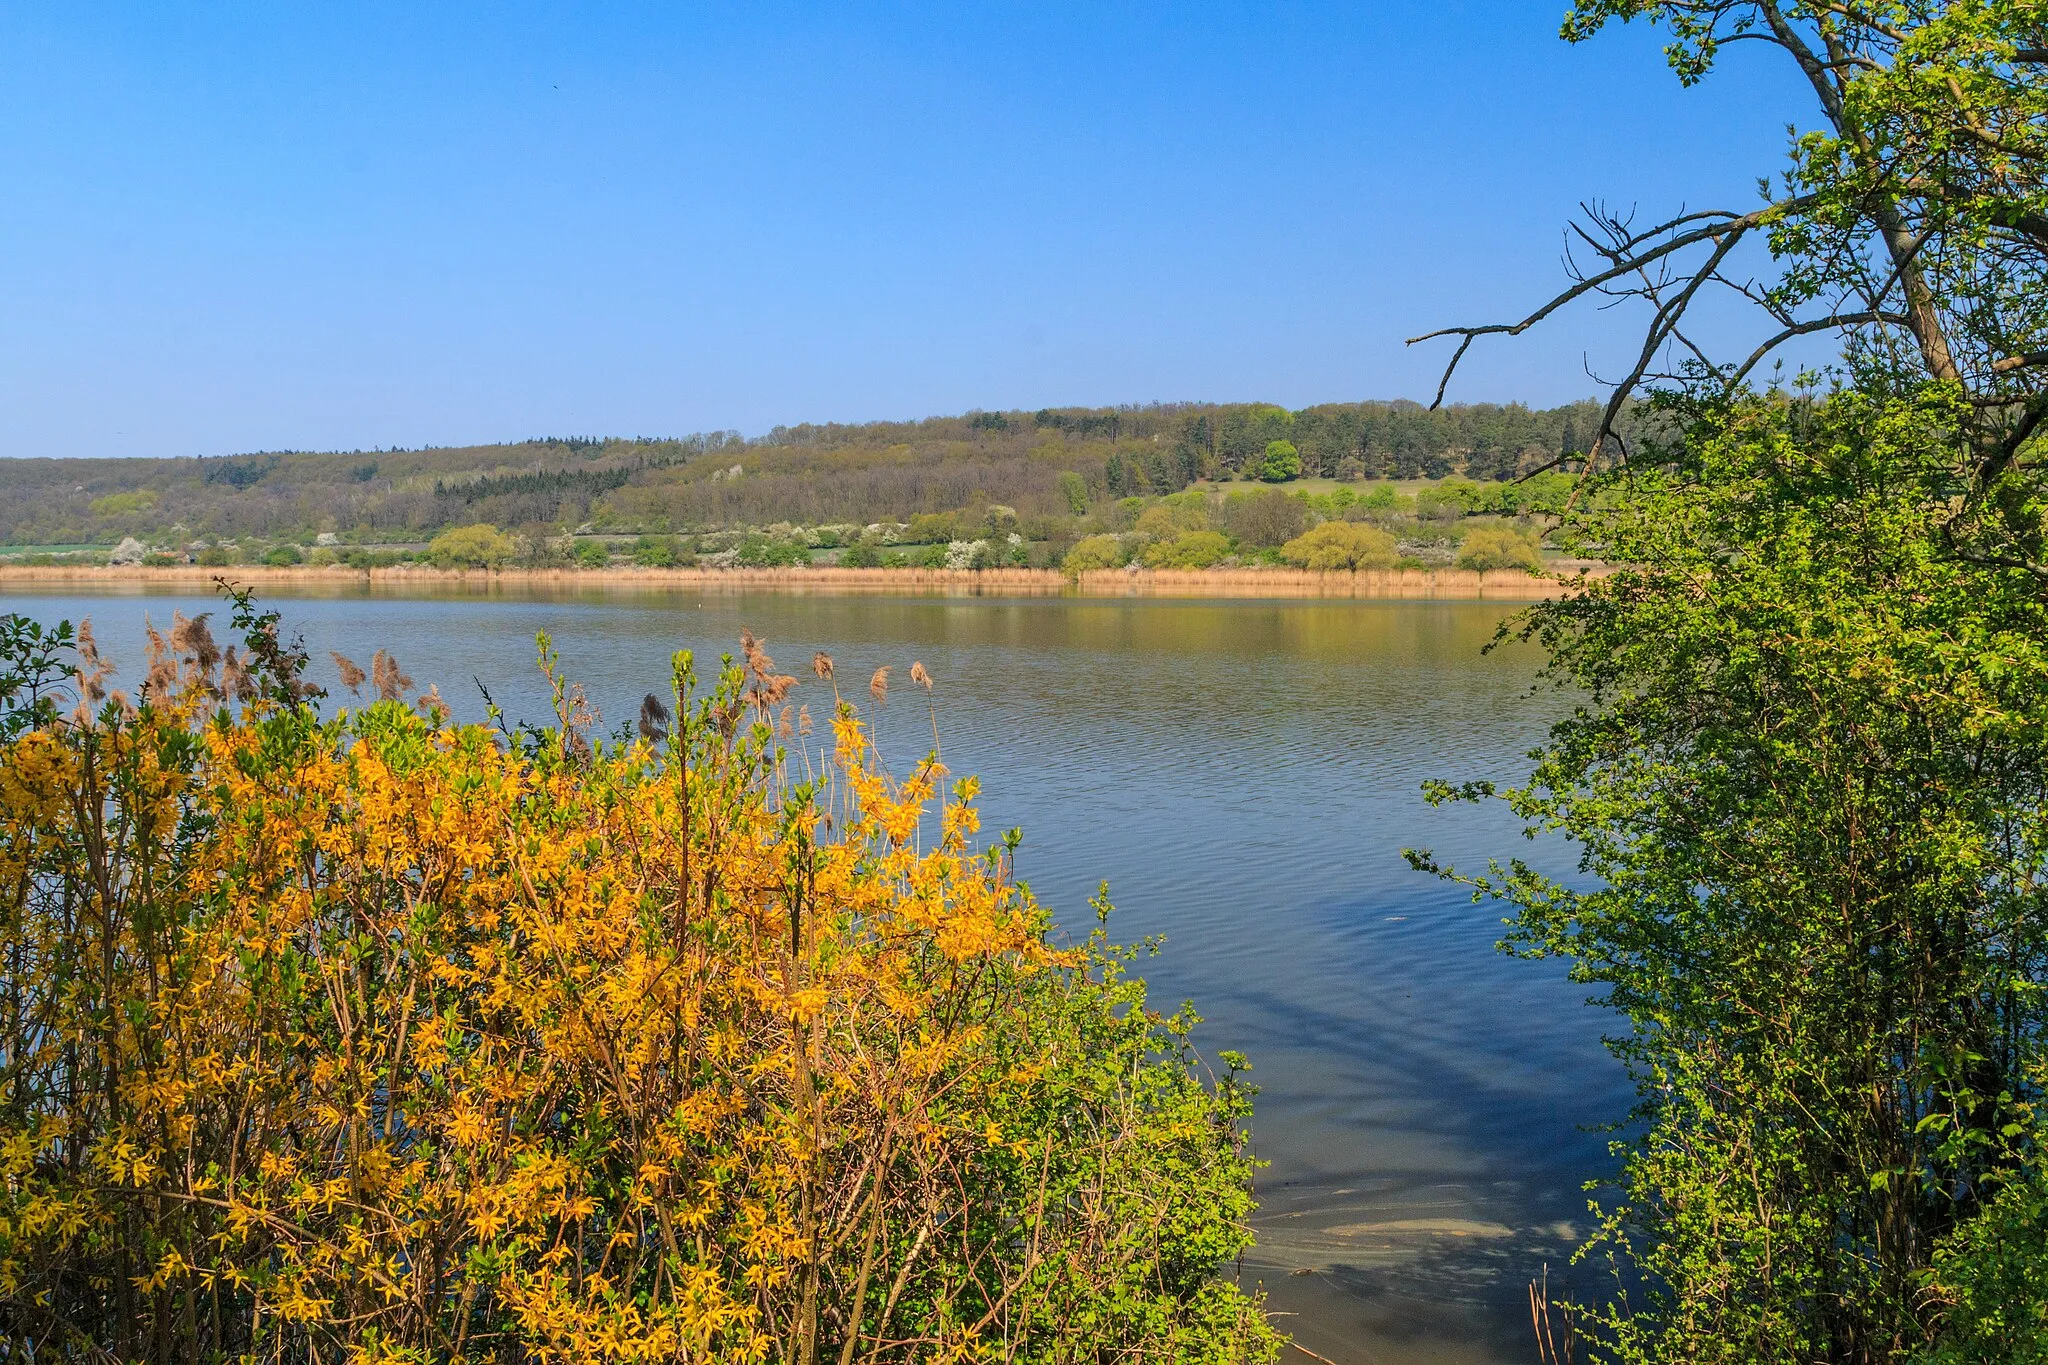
(428, 522, 518, 569)
(1416, 390, 2048, 1360)
(1451, 526, 1541, 573)
(0, 596, 1277, 1365)
(1279, 523, 1398, 572)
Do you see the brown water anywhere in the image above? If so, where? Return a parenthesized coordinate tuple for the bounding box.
(0, 584, 1625, 1364)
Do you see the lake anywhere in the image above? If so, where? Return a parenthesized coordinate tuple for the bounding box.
(0, 584, 1625, 1365)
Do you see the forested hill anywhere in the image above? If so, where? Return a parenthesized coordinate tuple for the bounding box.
(0, 398, 1602, 546)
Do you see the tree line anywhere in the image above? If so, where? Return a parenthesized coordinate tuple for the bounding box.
(0, 400, 1604, 551)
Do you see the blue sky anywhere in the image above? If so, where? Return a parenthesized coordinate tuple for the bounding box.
(0, 3, 1809, 459)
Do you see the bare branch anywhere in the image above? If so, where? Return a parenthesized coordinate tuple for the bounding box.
(1731, 311, 1916, 382)
(1408, 198, 1817, 408)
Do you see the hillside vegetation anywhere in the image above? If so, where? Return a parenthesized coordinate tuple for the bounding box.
(0, 399, 1602, 557)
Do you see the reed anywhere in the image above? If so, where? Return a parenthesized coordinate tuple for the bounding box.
(0, 561, 1605, 600)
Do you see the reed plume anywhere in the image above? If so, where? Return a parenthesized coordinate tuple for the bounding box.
(371, 649, 413, 701)
(330, 652, 367, 694)
(74, 619, 110, 708)
(168, 612, 220, 680)
(220, 648, 253, 703)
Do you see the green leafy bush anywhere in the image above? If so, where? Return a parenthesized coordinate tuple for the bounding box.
(839, 541, 882, 568)
(1141, 531, 1233, 569)
(1453, 525, 1541, 572)
(907, 511, 959, 544)
(631, 534, 682, 567)
(734, 537, 810, 568)
(261, 544, 303, 567)
(427, 523, 518, 569)
(1415, 478, 1487, 519)
(1061, 535, 1127, 575)
(1279, 522, 1399, 571)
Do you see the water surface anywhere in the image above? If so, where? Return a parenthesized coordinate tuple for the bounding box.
(2, 585, 1625, 1364)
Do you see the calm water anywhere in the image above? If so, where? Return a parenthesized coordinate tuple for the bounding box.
(2, 584, 1625, 1364)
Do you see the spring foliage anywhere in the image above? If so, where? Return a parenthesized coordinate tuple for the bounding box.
(0, 592, 1276, 1365)
(1415, 389, 2048, 1361)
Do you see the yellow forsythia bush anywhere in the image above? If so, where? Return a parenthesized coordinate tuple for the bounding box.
(0, 595, 1277, 1365)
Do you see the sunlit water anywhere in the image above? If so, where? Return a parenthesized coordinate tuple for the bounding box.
(2, 583, 1628, 1364)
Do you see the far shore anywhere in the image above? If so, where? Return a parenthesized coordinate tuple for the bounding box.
(0, 561, 1608, 600)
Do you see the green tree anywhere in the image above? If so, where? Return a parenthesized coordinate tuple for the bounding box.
(428, 523, 518, 569)
(1220, 490, 1308, 548)
(1140, 531, 1233, 569)
(1419, 0, 2048, 494)
(1061, 535, 1126, 575)
(1256, 441, 1301, 483)
(1416, 390, 2048, 1361)
(574, 539, 611, 568)
(262, 544, 303, 567)
(1058, 471, 1089, 516)
(1452, 525, 1541, 573)
(1279, 522, 1398, 571)
(839, 542, 882, 568)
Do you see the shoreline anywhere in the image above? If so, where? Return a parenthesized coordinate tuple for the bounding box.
(0, 562, 1604, 600)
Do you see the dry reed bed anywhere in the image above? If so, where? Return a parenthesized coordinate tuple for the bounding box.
(0, 562, 1604, 599)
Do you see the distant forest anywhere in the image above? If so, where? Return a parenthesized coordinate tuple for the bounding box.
(0, 399, 1605, 546)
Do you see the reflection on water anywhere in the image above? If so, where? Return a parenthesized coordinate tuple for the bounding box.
(1, 585, 1626, 1364)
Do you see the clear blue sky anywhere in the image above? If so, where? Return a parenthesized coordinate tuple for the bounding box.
(0, 3, 1807, 459)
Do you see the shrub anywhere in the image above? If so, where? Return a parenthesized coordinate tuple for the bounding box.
(1062, 534, 1126, 575)
(0, 602, 1281, 1365)
(1134, 503, 1209, 539)
(907, 511, 959, 544)
(428, 523, 518, 569)
(1280, 522, 1399, 571)
(1453, 525, 1542, 573)
(944, 539, 993, 570)
(839, 541, 882, 568)
(197, 545, 236, 567)
(261, 544, 303, 566)
(1142, 530, 1233, 569)
(574, 539, 611, 568)
(632, 534, 681, 567)
(1415, 478, 1489, 520)
(734, 537, 810, 568)
(1256, 441, 1302, 482)
(1220, 490, 1309, 548)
